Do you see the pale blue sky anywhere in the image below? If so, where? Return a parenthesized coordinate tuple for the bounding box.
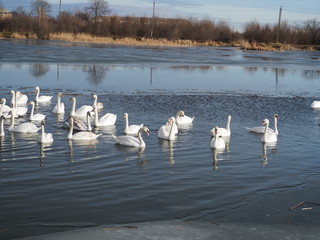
(2, 0, 320, 30)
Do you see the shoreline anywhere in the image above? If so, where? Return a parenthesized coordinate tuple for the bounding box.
(1, 32, 319, 51)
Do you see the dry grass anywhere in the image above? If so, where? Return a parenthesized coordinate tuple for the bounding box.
(2, 31, 318, 51)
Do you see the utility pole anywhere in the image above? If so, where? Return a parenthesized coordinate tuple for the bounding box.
(59, 0, 62, 16)
(276, 6, 282, 43)
(150, 0, 155, 38)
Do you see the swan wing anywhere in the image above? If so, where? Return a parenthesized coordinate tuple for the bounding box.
(10, 122, 40, 133)
(72, 131, 101, 140)
(99, 113, 117, 126)
(75, 105, 93, 117)
(247, 126, 274, 134)
(112, 134, 140, 147)
(311, 101, 320, 109)
(38, 96, 53, 102)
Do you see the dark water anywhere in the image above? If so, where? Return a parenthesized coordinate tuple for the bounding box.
(0, 39, 320, 239)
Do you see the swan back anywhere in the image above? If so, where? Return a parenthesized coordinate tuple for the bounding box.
(38, 121, 53, 143)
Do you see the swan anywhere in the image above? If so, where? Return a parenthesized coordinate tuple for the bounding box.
(210, 127, 226, 150)
(38, 121, 53, 143)
(175, 110, 194, 125)
(29, 101, 46, 121)
(158, 117, 177, 140)
(69, 96, 94, 118)
(93, 107, 117, 127)
(15, 91, 28, 105)
(212, 115, 231, 137)
(0, 115, 5, 137)
(9, 91, 28, 117)
(92, 94, 104, 110)
(311, 101, 320, 109)
(123, 112, 143, 135)
(261, 119, 278, 143)
(65, 111, 92, 131)
(34, 86, 52, 103)
(112, 126, 150, 147)
(8, 109, 40, 133)
(0, 98, 11, 114)
(247, 114, 279, 135)
(52, 93, 65, 114)
(165, 117, 178, 135)
(10, 89, 28, 107)
(67, 116, 101, 141)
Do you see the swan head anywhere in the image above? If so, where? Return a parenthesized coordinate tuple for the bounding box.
(9, 90, 15, 94)
(176, 111, 185, 117)
(0, 98, 5, 103)
(58, 92, 63, 97)
(92, 94, 97, 99)
(274, 114, 279, 119)
(87, 111, 92, 117)
(70, 97, 76, 102)
(262, 119, 269, 125)
(34, 86, 40, 92)
(123, 113, 128, 119)
(141, 127, 150, 136)
(28, 101, 35, 106)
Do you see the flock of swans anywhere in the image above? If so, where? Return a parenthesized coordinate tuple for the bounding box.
(0, 86, 284, 153)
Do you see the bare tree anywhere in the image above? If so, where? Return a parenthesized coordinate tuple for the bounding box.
(304, 19, 320, 45)
(30, 0, 52, 39)
(85, 0, 111, 23)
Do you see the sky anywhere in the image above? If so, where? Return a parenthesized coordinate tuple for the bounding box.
(1, 0, 319, 31)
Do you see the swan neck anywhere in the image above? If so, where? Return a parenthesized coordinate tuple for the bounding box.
(57, 96, 61, 111)
(67, 119, 73, 139)
(87, 113, 92, 131)
(35, 89, 40, 102)
(274, 117, 278, 134)
(264, 122, 269, 134)
(138, 130, 145, 146)
(94, 108, 99, 125)
(169, 122, 175, 138)
(0, 118, 4, 136)
(226, 116, 231, 131)
(125, 115, 129, 129)
(70, 99, 76, 116)
(41, 125, 45, 137)
(10, 112, 15, 128)
(30, 103, 34, 116)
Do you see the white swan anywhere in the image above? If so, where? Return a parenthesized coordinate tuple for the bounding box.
(311, 101, 320, 109)
(158, 117, 177, 140)
(34, 86, 53, 103)
(0, 98, 11, 118)
(67, 116, 101, 141)
(212, 115, 231, 137)
(176, 110, 194, 125)
(165, 117, 178, 135)
(0, 98, 11, 113)
(210, 127, 226, 149)
(10, 90, 27, 107)
(0, 115, 5, 137)
(9, 91, 28, 117)
(29, 101, 46, 121)
(93, 107, 117, 127)
(65, 111, 92, 131)
(38, 121, 53, 143)
(52, 93, 65, 114)
(92, 94, 104, 110)
(261, 119, 278, 143)
(247, 114, 279, 135)
(16, 91, 28, 105)
(8, 109, 40, 133)
(112, 126, 149, 147)
(123, 112, 143, 135)
(69, 96, 94, 118)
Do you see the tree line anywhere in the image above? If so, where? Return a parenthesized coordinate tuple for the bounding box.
(0, 0, 319, 45)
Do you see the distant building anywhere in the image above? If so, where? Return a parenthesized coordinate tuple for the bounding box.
(0, 8, 12, 20)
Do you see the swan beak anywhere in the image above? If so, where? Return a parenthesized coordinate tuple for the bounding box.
(146, 130, 150, 136)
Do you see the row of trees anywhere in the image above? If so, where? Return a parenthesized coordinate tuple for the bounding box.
(0, 0, 319, 45)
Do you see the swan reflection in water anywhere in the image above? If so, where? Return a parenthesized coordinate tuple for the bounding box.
(39, 142, 53, 167)
(211, 137, 230, 170)
(158, 139, 175, 165)
(114, 144, 147, 167)
(261, 142, 277, 166)
(68, 139, 98, 163)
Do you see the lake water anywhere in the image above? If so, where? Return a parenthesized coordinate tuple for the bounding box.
(1, 39, 320, 239)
